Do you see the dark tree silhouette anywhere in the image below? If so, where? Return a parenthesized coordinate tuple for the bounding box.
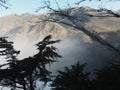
(51, 62, 91, 90)
(0, 35, 61, 90)
(0, 37, 20, 89)
(0, 37, 20, 69)
(95, 58, 120, 90)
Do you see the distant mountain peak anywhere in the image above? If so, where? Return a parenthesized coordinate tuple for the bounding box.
(0, 7, 120, 72)
(0, 13, 38, 36)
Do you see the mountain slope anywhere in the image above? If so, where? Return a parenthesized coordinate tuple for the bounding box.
(0, 13, 38, 35)
(0, 7, 120, 72)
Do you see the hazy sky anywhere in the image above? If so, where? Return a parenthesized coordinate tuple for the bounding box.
(0, 0, 120, 17)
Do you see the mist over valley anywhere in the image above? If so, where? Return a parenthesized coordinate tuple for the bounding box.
(0, 7, 120, 74)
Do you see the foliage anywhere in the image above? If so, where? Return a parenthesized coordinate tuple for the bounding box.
(0, 35, 61, 90)
(51, 58, 120, 90)
(0, 37, 20, 89)
(0, 37, 20, 68)
(95, 58, 120, 90)
(51, 62, 91, 90)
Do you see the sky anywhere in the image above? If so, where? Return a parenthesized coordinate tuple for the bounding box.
(0, 0, 120, 17)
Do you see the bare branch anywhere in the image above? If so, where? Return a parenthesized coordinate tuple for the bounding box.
(75, 0, 86, 5)
(0, 0, 8, 9)
(52, 20, 120, 54)
(34, 6, 120, 55)
(34, 0, 120, 55)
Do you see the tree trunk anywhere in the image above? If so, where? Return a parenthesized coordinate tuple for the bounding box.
(22, 78, 27, 90)
(23, 84, 26, 90)
(29, 74, 34, 90)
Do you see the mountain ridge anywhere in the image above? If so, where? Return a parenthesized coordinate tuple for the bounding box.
(0, 6, 120, 72)
(0, 13, 38, 36)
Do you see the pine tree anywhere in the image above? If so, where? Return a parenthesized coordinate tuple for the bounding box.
(0, 35, 61, 90)
(95, 58, 120, 90)
(51, 62, 91, 90)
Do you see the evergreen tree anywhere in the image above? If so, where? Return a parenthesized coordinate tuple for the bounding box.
(0, 35, 61, 90)
(51, 62, 91, 90)
(95, 58, 120, 90)
(0, 37, 20, 89)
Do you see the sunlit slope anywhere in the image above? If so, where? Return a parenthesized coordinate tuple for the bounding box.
(2, 7, 120, 45)
(0, 7, 120, 72)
